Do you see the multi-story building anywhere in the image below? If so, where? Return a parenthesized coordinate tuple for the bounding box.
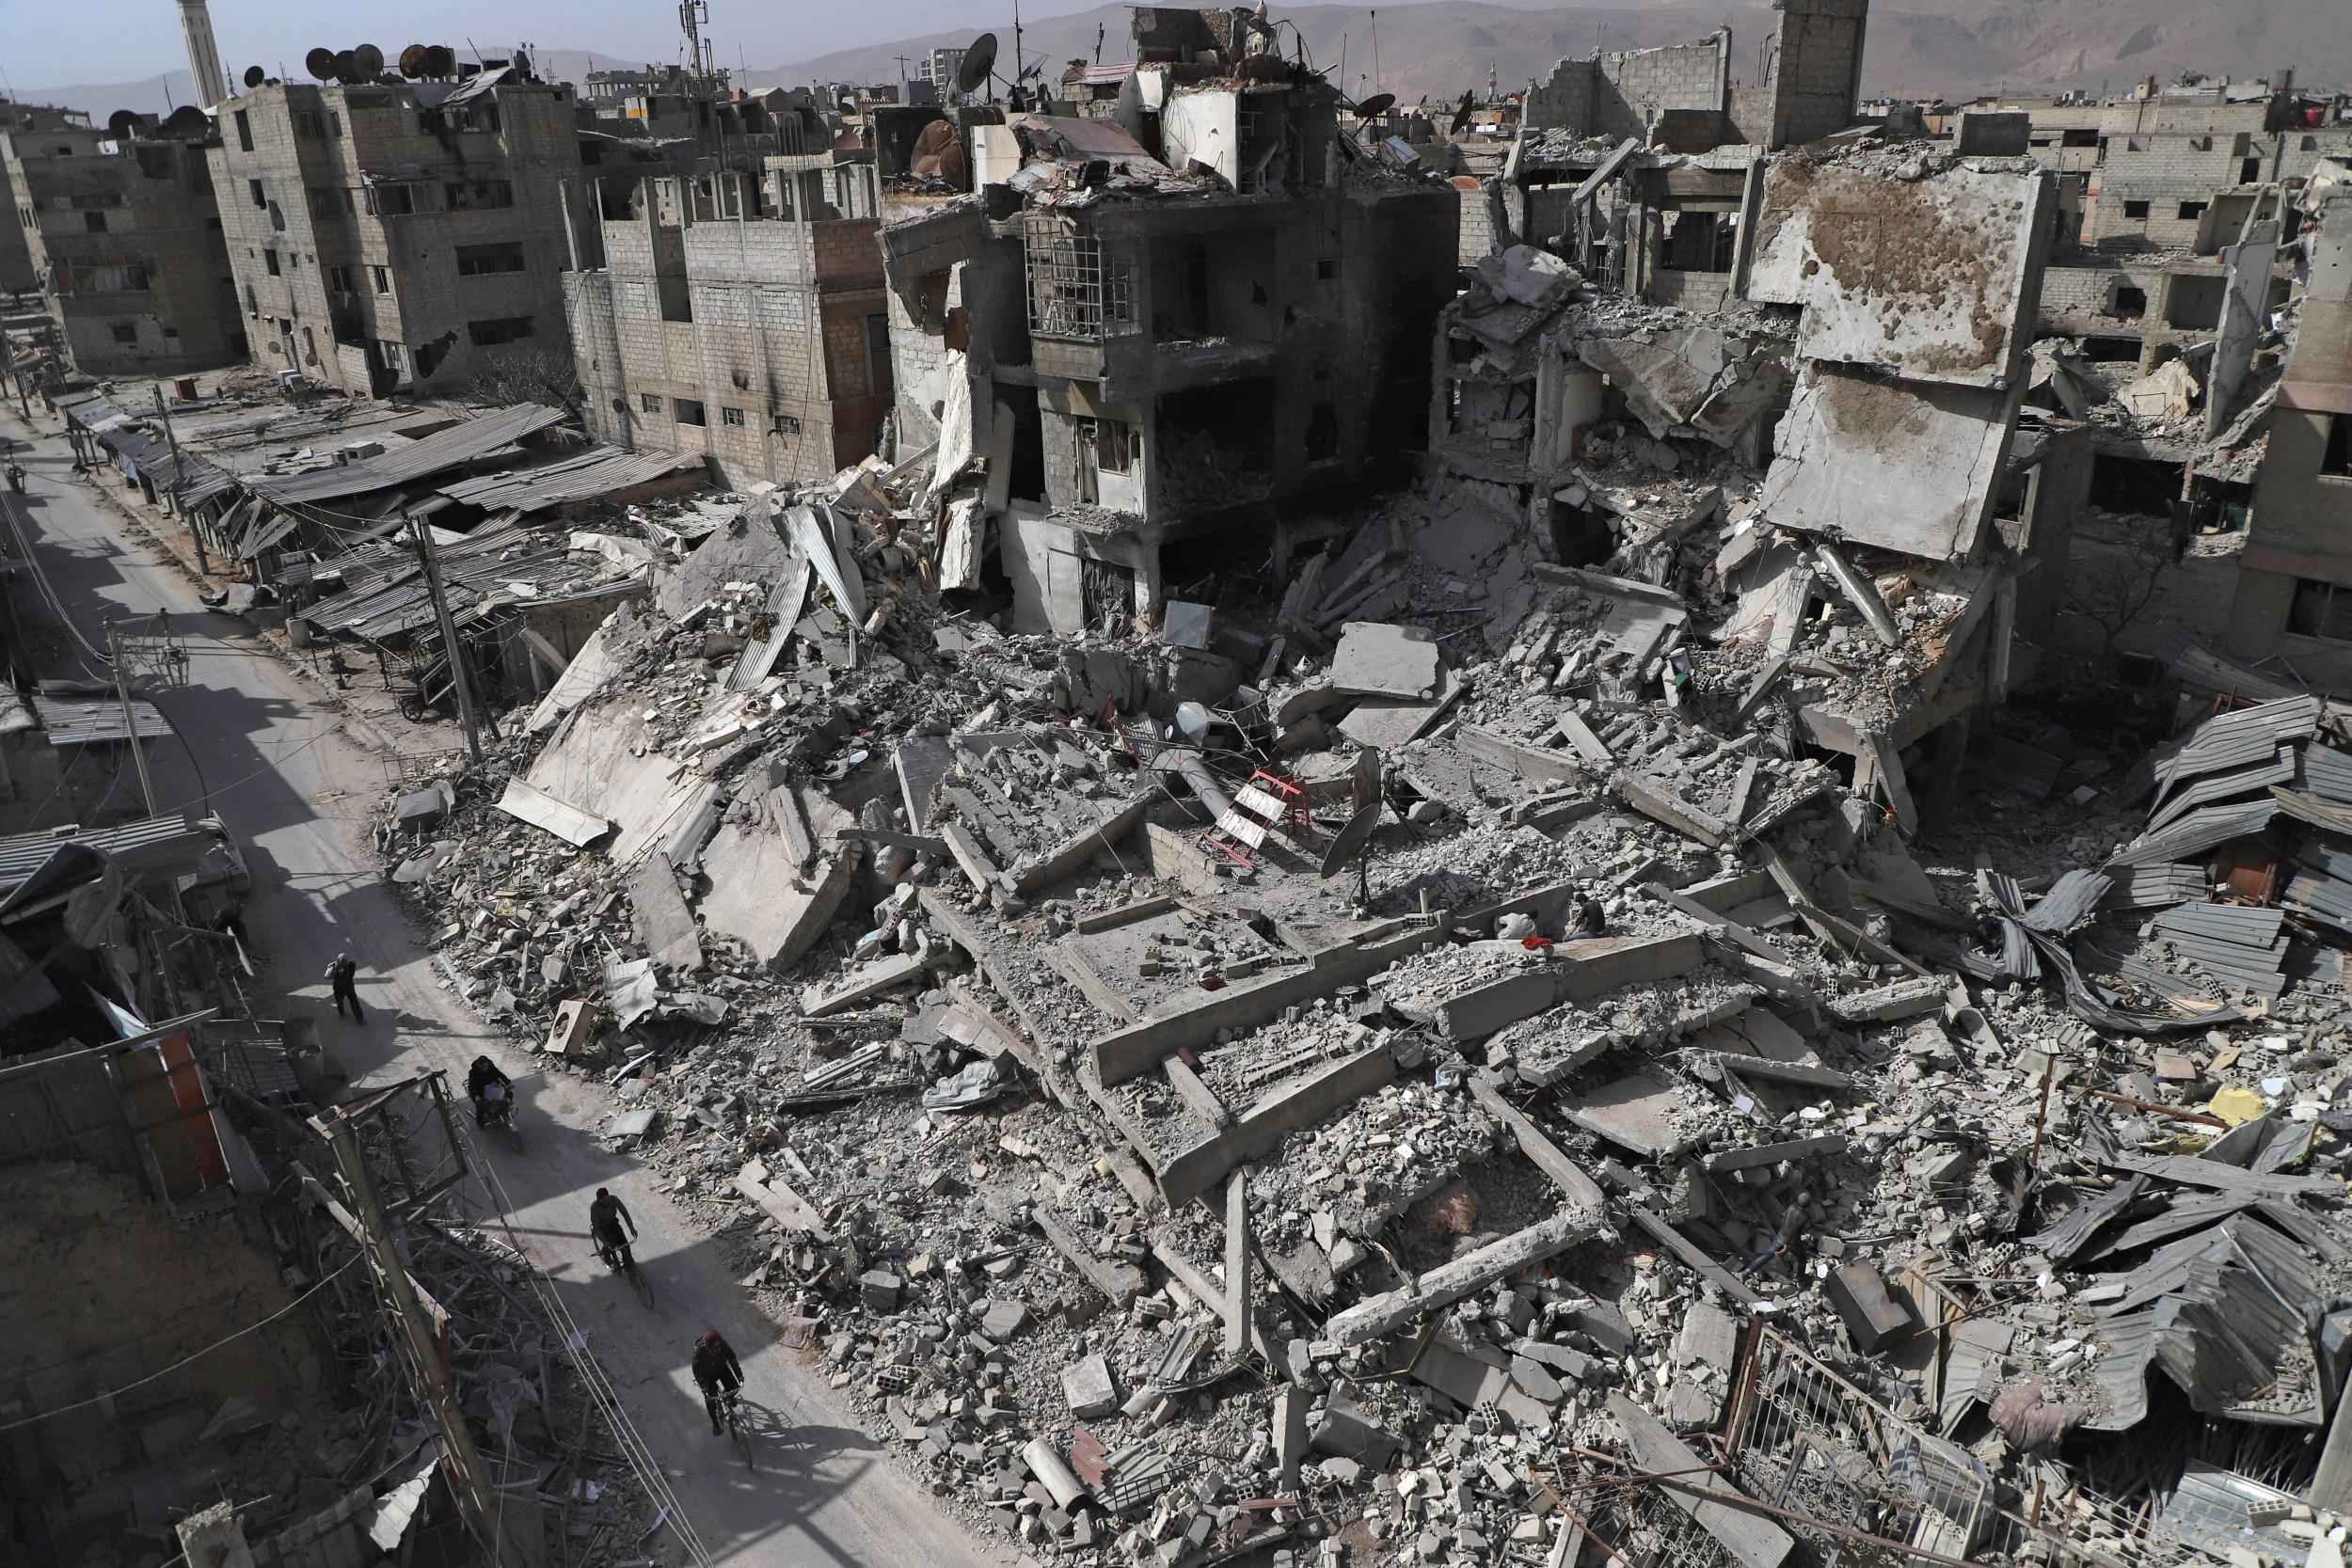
(207, 66, 584, 399)
(1, 114, 243, 376)
(880, 6, 1461, 632)
(0, 100, 92, 296)
(564, 121, 893, 486)
(2223, 188, 2352, 686)
(920, 48, 969, 105)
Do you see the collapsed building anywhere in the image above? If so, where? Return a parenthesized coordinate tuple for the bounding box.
(878, 6, 1460, 631)
(342, 9, 2352, 1556)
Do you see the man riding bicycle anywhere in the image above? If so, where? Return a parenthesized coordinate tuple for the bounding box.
(590, 1188, 637, 1271)
(692, 1328, 744, 1436)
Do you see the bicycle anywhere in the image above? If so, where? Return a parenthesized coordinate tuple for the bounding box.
(597, 1235, 655, 1308)
(476, 1085, 521, 1151)
(712, 1386, 754, 1470)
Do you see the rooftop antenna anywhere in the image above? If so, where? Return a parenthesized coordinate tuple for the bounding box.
(1370, 8, 1379, 95)
(1095, 22, 1105, 65)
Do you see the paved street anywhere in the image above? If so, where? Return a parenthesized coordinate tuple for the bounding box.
(0, 408, 998, 1568)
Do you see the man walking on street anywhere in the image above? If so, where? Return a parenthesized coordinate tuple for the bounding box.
(326, 952, 364, 1022)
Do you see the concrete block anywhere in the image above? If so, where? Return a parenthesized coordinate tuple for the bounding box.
(1063, 1353, 1118, 1418)
(1823, 1261, 1911, 1353)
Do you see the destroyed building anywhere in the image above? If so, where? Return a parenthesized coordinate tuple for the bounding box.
(0, 97, 93, 297)
(563, 137, 898, 486)
(206, 60, 587, 398)
(0, 107, 245, 376)
(879, 7, 1460, 632)
(2223, 187, 2352, 685)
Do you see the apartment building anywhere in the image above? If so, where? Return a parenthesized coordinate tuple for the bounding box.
(1, 114, 242, 376)
(207, 67, 583, 399)
(880, 6, 1460, 631)
(564, 123, 893, 486)
(2224, 190, 2352, 686)
(0, 100, 92, 296)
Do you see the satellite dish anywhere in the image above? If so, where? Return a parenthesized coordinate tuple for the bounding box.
(244, 64, 266, 88)
(331, 50, 359, 84)
(1319, 800, 1384, 878)
(956, 33, 998, 96)
(305, 47, 337, 81)
(399, 43, 430, 78)
(353, 43, 385, 79)
(426, 45, 457, 79)
(1356, 92, 1395, 119)
(165, 104, 208, 136)
(107, 109, 140, 139)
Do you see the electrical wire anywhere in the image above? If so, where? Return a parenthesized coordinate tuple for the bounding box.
(0, 1255, 364, 1433)
(438, 1110, 715, 1567)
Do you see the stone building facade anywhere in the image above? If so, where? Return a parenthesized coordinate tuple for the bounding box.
(1, 117, 242, 376)
(207, 71, 583, 399)
(564, 159, 893, 487)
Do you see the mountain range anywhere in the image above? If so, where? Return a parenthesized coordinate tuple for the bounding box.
(20, 0, 2351, 125)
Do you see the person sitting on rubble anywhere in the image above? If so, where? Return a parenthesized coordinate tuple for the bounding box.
(466, 1055, 512, 1126)
(1571, 894, 1609, 940)
(590, 1187, 638, 1271)
(691, 1328, 744, 1436)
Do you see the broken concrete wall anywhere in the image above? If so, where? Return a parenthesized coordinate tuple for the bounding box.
(1747, 159, 2054, 388)
(1755, 362, 2022, 560)
(1524, 36, 1728, 141)
(1760, 0, 1869, 150)
(0, 1163, 318, 1470)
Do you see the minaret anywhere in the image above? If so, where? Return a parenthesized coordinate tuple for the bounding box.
(177, 0, 230, 109)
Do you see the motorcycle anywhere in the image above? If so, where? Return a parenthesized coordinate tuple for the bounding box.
(477, 1081, 521, 1149)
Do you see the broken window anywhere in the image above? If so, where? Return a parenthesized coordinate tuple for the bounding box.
(367, 182, 420, 216)
(1025, 225, 1136, 342)
(444, 180, 515, 211)
(2106, 284, 2147, 319)
(326, 263, 356, 294)
(2289, 578, 2352, 641)
(2240, 157, 2262, 182)
(722, 406, 746, 427)
(111, 322, 137, 344)
(293, 109, 324, 136)
(262, 248, 281, 276)
(2122, 198, 2151, 219)
(2177, 200, 2207, 222)
(1304, 403, 1338, 462)
(234, 108, 252, 150)
(1098, 418, 1136, 474)
(248, 178, 265, 209)
(372, 264, 390, 293)
(454, 242, 527, 277)
(675, 399, 707, 427)
(465, 315, 534, 346)
(2061, 128, 2099, 148)
(2324, 414, 2352, 479)
(773, 412, 801, 436)
(641, 392, 663, 413)
(82, 211, 106, 232)
(1316, 257, 1339, 282)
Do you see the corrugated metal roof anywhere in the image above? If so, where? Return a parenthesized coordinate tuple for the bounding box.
(2146, 746, 2296, 833)
(30, 693, 173, 747)
(243, 404, 567, 506)
(0, 811, 210, 895)
(2106, 799, 2276, 868)
(2272, 784, 2352, 839)
(2300, 740, 2352, 804)
(2153, 696, 2319, 799)
(434, 446, 699, 513)
(2101, 863, 2205, 911)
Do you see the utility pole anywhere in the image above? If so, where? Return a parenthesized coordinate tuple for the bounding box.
(106, 621, 160, 817)
(318, 1101, 513, 1560)
(408, 515, 485, 764)
(2, 320, 27, 417)
(151, 386, 206, 574)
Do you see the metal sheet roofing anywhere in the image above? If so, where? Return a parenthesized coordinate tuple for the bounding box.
(0, 811, 209, 895)
(433, 446, 699, 513)
(30, 693, 174, 747)
(243, 404, 567, 506)
(2106, 799, 2277, 868)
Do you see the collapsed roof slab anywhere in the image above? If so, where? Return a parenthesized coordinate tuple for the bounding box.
(1755, 362, 2022, 561)
(523, 703, 724, 864)
(1746, 160, 2051, 388)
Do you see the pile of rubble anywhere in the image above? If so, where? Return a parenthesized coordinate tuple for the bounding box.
(367, 139, 2352, 1568)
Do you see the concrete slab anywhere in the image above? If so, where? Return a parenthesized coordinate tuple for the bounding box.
(700, 784, 860, 971)
(1754, 363, 2020, 562)
(627, 851, 702, 974)
(1331, 622, 1442, 701)
(1747, 160, 2050, 388)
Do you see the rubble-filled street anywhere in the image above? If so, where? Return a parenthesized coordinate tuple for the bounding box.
(8, 3, 2352, 1567)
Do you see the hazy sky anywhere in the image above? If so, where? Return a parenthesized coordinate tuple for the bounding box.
(1, 0, 1107, 89)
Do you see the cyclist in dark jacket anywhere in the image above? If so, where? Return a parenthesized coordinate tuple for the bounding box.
(590, 1188, 636, 1269)
(692, 1329, 744, 1435)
